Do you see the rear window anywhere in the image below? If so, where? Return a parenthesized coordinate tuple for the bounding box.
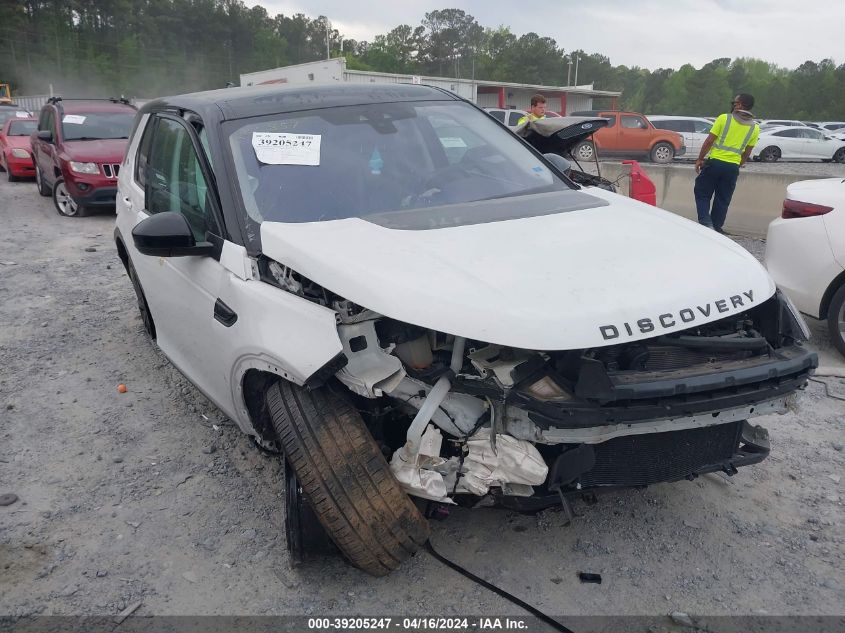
(226, 100, 570, 227)
(61, 111, 135, 141)
(7, 120, 36, 136)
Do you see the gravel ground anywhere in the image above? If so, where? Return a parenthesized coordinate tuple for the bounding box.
(1, 175, 843, 624)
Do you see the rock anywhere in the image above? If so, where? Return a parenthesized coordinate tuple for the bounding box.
(114, 601, 142, 624)
(84, 247, 97, 253)
(113, 456, 124, 464)
(828, 474, 841, 484)
(96, 570, 108, 577)
(41, 322, 48, 328)
(182, 571, 198, 583)
(669, 612, 695, 628)
(550, 577, 563, 584)
(241, 528, 257, 540)
(833, 442, 844, 452)
(125, 521, 141, 529)
(0, 493, 19, 506)
(201, 445, 217, 455)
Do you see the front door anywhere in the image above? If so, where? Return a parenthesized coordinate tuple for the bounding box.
(618, 114, 651, 152)
(120, 113, 235, 412)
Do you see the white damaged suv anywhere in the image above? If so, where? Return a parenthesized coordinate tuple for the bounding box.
(114, 84, 816, 576)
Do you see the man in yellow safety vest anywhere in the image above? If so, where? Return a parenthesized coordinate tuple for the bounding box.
(517, 94, 547, 126)
(693, 93, 759, 233)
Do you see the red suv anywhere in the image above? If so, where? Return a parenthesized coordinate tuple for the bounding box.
(31, 97, 137, 217)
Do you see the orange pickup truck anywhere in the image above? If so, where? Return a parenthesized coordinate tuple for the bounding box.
(570, 110, 685, 163)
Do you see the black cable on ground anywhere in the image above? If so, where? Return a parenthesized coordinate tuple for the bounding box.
(424, 540, 576, 633)
(809, 377, 845, 402)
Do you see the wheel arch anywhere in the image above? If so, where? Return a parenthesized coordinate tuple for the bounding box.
(820, 269, 845, 319)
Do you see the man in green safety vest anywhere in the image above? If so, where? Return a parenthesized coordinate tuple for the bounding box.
(517, 94, 547, 126)
(693, 94, 759, 233)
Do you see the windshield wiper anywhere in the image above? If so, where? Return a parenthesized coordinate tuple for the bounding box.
(66, 136, 104, 141)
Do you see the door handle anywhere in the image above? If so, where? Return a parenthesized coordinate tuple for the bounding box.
(214, 299, 238, 327)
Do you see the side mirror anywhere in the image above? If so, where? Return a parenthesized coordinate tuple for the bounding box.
(36, 130, 53, 143)
(544, 153, 572, 174)
(132, 212, 216, 258)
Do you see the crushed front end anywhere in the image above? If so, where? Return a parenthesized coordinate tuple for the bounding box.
(329, 290, 815, 510)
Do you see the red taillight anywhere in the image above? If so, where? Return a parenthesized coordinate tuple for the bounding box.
(782, 199, 834, 219)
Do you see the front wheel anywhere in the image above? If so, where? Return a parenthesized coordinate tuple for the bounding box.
(827, 285, 845, 357)
(266, 380, 429, 576)
(759, 146, 781, 163)
(53, 178, 85, 217)
(650, 142, 675, 163)
(127, 257, 156, 340)
(833, 148, 845, 164)
(572, 140, 595, 162)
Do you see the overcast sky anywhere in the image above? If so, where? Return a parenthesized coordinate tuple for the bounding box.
(251, 0, 843, 71)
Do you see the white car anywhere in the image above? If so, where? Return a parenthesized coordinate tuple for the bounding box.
(114, 83, 816, 576)
(760, 119, 804, 128)
(648, 115, 713, 157)
(751, 126, 845, 163)
(819, 121, 845, 132)
(766, 179, 845, 356)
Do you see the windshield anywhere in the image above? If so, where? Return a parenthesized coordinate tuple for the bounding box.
(0, 110, 31, 126)
(227, 100, 570, 225)
(8, 120, 36, 136)
(61, 111, 134, 141)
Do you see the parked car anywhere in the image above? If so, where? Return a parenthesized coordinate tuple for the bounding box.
(648, 115, 713, 157)
(751, 126, 845, 163)
(569, 110, 684, 163)
(0, 117, 37, 181)
(30, 97, 136, 217)
(0, 105, 32, 128)
(485, 107, 560, 128)
(819, 122, 845, 132)
(760, 119, 804, 128)
(115, 83, 815, 576)
(766, 178, 845, 356)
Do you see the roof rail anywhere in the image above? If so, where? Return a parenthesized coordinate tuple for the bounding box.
(47, 96, 133, 106)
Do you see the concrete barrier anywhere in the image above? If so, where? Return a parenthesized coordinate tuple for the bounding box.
(594, 162, 829, 237)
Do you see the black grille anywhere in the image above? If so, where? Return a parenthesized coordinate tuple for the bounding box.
(579, 422, 742, 487)
(643, 345, 747, 370)
(102, 163, 120, 179)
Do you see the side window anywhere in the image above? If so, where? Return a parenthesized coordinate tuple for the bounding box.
(679, 121, 697, 133)
(775, 129, 800, 138)
(145, 117, 219, 241)
(621, 115, 646, 129)
(488, 110, 505, 123)
(507, 111, 523, 126)
(654, 120, 680, 132)
(804, 129, 822, 140)
(134, 118, 156, 189)
(693, 120, 712, 134)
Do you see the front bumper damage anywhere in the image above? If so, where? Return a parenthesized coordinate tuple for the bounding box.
(262, 261, 817, 509)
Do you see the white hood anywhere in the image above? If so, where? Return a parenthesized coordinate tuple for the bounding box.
(260, 189, 775, 350)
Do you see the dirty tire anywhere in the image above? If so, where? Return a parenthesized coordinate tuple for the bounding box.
(127, 258, 156, 340)
(759, 146, 780, 163)
(266, 380, 430, 576)
(827, 284, 845, 357)
(572, 140, 595, 162)
(35, 166, 51, 196)
(650, 142, 675, 163)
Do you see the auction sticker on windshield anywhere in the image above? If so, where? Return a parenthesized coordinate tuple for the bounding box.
(252, 132, 321, 165)
(62, 115, 86, 124)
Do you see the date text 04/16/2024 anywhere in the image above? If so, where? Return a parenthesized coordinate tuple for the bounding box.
(306, 617, 531, 631)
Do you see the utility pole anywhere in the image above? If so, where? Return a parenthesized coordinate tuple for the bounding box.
(574, 55, 581, 87)
(567, 58, 572, 86)
(325, 18, 330, 59)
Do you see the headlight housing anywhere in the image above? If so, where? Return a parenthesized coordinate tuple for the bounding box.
(69, 161, 99, 174)
(779, 288, 811, 341)
(10, 148, 30, 158)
